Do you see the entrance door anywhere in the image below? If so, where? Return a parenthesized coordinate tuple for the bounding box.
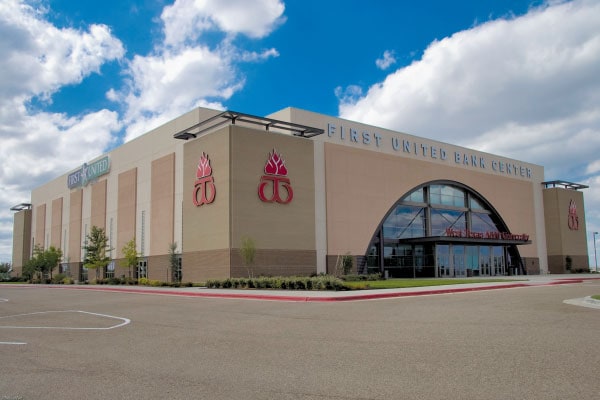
(136, 259, 148, 279)
(492, 247, 505, 276)
(452, 246, 466, 277)
(436, 245, 450, 277)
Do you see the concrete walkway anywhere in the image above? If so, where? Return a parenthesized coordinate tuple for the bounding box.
(8, 274, 600, 302)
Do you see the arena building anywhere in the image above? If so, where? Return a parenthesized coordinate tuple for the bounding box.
(11, 107, 590, 282)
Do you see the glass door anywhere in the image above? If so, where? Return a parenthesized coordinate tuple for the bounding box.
(436, 245, 450, 277)
(452, 245, 466, 277)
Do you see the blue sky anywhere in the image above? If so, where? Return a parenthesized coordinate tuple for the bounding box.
(1, 0, 600, 266)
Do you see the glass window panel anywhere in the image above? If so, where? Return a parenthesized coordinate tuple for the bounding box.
(401, 188, 424, 203)
(471, 212, 500, 233)
(383, 205, 425, 239)
(469, 196, 486, 210)
(431, 209, 466, 236)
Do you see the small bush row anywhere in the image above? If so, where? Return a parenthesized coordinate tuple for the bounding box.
(205, 275, 348, 291)
(95, 277, 193, 287)
(340, 273, 382, 281)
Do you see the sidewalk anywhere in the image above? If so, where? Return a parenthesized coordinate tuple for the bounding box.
(9, 274, 600, 302)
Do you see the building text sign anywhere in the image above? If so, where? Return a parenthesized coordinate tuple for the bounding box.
(67, 156, 110, 189)
(327, 122, 533, 180)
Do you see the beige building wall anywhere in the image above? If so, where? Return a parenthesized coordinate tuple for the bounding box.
(182, 126, 231, 281)
(269, 107, 548, 273)
(229, 125, 316, 277)
(544, 187, 589, 272)
(11, 209, 32, 275)
(90, 179, 107, 230)
(28, 107, 221, 278)
(150, 153, 175, 256)
(117, 168, 137, 258)
(50, 197, 63, 249)
(34, 203, 46, 249)
(68, 190, 83, 267)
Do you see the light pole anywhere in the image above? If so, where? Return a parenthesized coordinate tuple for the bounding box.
(594, 232, 598, 273)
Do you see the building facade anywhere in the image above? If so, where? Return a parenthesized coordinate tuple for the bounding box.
(11, 107, 590, 281)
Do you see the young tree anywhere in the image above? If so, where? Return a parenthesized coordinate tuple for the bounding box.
(239, 236, 256, 278)
(83, 226, 111, 281)
(168, 242, 179, 283)
(121, 238, 138, 279)
(44, 246, 63, 280)
(0, 262, 11, 280)
(22, 245, 62, 282)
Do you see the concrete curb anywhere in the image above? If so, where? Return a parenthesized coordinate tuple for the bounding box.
(5, 277, 598, 302)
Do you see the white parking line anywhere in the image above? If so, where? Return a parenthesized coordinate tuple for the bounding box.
(0, 298, 9, 302)
(0, 341, 27, 345)
(0, 310, 131, 330)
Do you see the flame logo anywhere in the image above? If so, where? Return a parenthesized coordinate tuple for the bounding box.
(568, 199, 579, 230)
(264, 149, 288, 176)
(568, 199, 577, 216)
(196, 152, 212, 179)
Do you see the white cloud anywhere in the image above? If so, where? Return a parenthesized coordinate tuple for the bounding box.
(161, 0, 285, 47)
(375, 50, 396, 70)
(339, 0, 600, 175)
(114, 0, 284, 141)
(0, 0, 124, 262)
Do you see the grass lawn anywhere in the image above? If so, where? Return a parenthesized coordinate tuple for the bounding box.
(592, 295, 600, 301)
(343, 278, 522, 290)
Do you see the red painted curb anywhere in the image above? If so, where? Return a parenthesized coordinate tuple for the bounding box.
(4, 277, 595, 302)
(0, 282, 544, 302)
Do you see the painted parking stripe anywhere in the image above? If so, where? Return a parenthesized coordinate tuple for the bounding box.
(0, 310, 130, 330)
(0, 341, 27, 345)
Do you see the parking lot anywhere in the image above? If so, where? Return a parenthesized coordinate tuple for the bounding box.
(1, 281, 599, 399)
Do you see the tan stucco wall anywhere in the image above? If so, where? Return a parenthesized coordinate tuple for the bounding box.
(229, 125, 315, 251)
(50, 197, 63, 249)
(323, 143, 540, 259)
(150, 153, 175, 256)
(11, 209, 31, 274)
(182, 125, 231, 279)
(543, 187, 589, 272)
(117, 168, 137, 258)
(90, 179, 107, 230)
(270, 107, 548, 271)
(68, 190, 82, 263)
(34, 203, 46, 248)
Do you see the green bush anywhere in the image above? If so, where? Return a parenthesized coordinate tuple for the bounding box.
(203, 275, 347, 291)
(341, 273, 382, 281)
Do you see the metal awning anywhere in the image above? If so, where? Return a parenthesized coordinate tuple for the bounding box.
(542, 180, 588, 190)
(174, 110, 324, 140)
(10, 203, 32, 211)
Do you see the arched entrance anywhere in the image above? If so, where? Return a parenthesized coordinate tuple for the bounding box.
(364, 181, 529, 278)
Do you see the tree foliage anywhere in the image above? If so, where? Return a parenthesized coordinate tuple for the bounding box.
(121, 238, 138, 279)
(22, 245, 62, 281)
(168, 242, 180, 283)
(83, 226, 111, 281)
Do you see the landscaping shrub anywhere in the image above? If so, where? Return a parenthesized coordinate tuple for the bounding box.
(203, 275, 347, 291)
(341, 273, 382, 281)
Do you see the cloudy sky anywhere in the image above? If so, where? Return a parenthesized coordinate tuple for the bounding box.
(1, 0, 599, 265)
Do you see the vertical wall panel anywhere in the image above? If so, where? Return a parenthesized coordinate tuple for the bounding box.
(50, 197, 63, 249)
(35, 204, 46, 249)
(68, 190, 83, 263)
(117, 168, 137, 258)
(150, 153, 175, 256)
(91, 179, 107, 230)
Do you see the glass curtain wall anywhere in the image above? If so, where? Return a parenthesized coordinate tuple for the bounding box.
(366, 182, 518, 278)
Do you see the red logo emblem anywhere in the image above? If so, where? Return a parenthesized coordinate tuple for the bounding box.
(258, 149, 293, 204)
(568, 199, 579, 230)
(193, 153, 216, 206)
